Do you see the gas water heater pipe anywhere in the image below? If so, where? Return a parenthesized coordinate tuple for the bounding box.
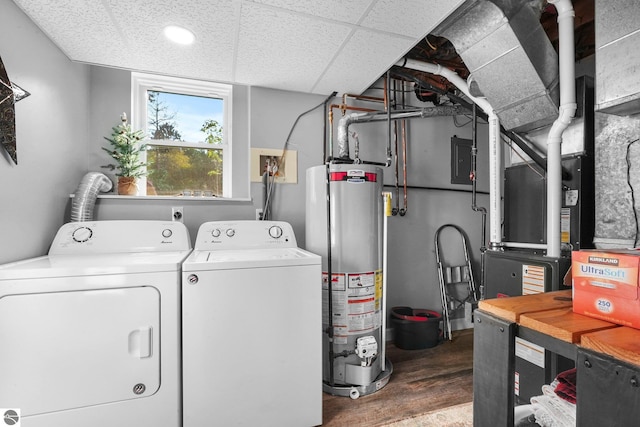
(546, 0, 577, 258)
(471, 104, 487, 298)
(400, 80, 409, 216)
(386, 71, 394, 169)
(324, 163, 336, 386)
(335, 106, 460, 161)
(396, 59, 502, 248)
(392, 79, 401, 215)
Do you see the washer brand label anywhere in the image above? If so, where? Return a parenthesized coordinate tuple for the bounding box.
(1, 409, 20, 426)
(588, 256, 619, 266)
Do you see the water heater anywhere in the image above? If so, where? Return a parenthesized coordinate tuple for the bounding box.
(306, 164, 392, 398)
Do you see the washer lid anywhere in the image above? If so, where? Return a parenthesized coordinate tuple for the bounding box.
(183, 247, 320, 271)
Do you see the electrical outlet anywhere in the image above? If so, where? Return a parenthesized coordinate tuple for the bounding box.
(172, 207, 184, 223)
(255, 209, 263, 220)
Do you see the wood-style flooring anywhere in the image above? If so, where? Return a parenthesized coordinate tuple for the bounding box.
(322, 329, 474, 427)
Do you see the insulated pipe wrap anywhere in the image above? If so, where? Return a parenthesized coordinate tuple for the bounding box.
(336, 114, 359, 158)
(71, 172, 113, 222)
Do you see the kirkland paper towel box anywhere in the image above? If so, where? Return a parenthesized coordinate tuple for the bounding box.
(572, 250, 640, 328)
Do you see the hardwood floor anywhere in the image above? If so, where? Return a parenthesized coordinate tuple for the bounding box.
(322, 329, 474, 427)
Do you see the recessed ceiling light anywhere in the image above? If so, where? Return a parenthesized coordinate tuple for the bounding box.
(164, 25, 195, 45)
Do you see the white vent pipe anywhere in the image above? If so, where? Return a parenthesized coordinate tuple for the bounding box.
(395, 59, 502, 247)
(547, 0, 577, 257)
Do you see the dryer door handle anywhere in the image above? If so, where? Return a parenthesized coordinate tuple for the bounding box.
(128, 327, 153, 358)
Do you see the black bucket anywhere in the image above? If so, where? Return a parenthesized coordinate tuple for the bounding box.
(390, 306, 442, 350)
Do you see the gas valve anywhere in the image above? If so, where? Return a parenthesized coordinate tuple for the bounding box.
(355, 336, 378, 367)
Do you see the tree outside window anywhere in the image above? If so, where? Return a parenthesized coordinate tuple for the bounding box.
(145, 91, 225, 197)
(131, 72, 232, 198)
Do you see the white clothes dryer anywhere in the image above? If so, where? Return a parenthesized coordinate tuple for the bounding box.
(181, 220, 322, 427)
(0, 220, 192, 427)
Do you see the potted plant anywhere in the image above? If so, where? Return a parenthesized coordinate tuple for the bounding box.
(103, 113, 147, 195)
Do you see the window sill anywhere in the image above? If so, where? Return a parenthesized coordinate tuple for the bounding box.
(70, 194, 252, 203)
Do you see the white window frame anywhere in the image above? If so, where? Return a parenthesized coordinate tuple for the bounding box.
(131, 72, 233, 197)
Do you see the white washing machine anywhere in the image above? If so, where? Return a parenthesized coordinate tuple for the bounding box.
(0, 220, 192, 427)
(182, 220, 322, 427)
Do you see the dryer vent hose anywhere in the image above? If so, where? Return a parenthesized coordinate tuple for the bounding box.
(71, 172, 113, 222)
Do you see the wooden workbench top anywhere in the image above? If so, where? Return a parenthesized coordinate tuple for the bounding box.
(478, 290, 640, 367)
(519, 307, 618, 343)
(478, 290, 573, 323)
(581, 327, 640, 367)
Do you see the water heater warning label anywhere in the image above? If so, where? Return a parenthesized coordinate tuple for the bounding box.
(348, 272, 375, 289)
(322, 271, 380, 344)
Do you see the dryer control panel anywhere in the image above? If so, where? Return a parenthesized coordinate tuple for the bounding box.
(194, 220, 297, 250)
(49, 220, 192, 254)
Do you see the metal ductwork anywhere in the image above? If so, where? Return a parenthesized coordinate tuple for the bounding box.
(70, 172, 113, 222)
(433, 0, 559, 132)
(595, 0, 640, 115)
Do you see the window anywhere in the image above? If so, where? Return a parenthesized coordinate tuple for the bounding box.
(132, 72, 232, 197)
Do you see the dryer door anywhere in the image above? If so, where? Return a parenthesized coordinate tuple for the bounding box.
(0, 286, 160, 416)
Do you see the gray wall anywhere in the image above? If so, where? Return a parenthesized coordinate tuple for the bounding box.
(0, 0, 90, 264)
(0, 0, 491, 321)
(341, 97, 490, 314)
(85, 77, 324, 245)
(248, 86, 327, 249)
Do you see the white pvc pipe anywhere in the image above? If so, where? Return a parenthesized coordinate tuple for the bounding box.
(397, 59, 502, 246)
(547, 0, 577, 257)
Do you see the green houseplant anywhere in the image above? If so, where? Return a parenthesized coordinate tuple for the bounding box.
(103, 113, 147, 195)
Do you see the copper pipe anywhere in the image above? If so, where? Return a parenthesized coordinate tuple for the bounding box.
(329, 103, 378, 114)
(328, 109, 334, 161)
(383, 77, 388, 112)
(342, 93, 385, 104)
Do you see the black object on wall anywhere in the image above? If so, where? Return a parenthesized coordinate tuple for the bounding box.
(451, 136, 472, 185)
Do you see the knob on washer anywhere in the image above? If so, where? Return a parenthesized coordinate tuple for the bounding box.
(269, 225, 283, 239)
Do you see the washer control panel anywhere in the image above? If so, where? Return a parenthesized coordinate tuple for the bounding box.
(195, 220, 297, 250)
(49, 220, 191, 254)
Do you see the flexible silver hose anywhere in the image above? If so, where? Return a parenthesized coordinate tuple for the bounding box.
(70, 172, 113, 222)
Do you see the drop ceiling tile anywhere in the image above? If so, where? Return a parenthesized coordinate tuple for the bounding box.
(102, 0, 238, 81)
(313, 28, 415, 95)
(247, 0, 375, 24)
(12, 0, 125, 63)
(11, 0, 463, 96)
(235, 2, 352, 92)
(361, 0, 466, 38)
